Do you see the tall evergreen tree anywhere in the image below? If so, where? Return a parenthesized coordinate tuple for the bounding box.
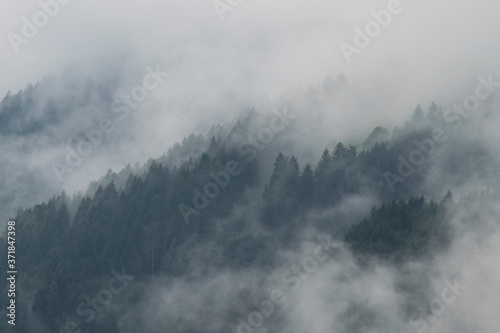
(315, 148, 331, 180)
(298, 163, 315, 206)
(332, 142, 347, 162)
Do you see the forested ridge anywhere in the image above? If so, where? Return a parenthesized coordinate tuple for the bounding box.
(0, 99, 498, 333)
(2, 1, 499, 331)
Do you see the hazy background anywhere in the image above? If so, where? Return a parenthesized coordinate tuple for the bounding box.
(1, 1, 500, 332)
(1, 0, 500, 189)
(0, 0, 498, 198)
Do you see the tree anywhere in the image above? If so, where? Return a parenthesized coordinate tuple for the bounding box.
(440, 190, 454, 208)
(411, 105, 425, 124)
(346, 144, 358, 160)
(315, 148, 331, 180)
(289, 155, 301, 178)
(362, 127, 390, 150)
(332, 142, 347, 162)
(298, 163, 315, 206)
(426, 102, 441, 123)
(345, 196, 450, 260)
(268, 153, 288, 188)
(46, 280, 62, 319)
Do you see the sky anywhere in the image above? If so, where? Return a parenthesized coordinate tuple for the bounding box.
(2, 0, 500, 118)
(0, 0, 499, 229)
(2, 1, 500, 332)
(0, 0, 498, 211)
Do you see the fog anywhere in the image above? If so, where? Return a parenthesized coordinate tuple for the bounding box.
(109, 191, 500, 333)
(2, 0, 500, 193)
(1, 0, 500, 332)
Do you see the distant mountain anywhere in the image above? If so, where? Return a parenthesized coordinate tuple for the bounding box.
(1, 96, 499, 332)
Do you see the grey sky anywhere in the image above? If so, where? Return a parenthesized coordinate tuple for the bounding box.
(1, 2, 500, 332)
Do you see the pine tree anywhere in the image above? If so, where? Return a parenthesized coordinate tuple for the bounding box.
(299, 163, 315, 205)
(411, 105, 425, 124)
(332, 142, 347, 162)
(46, 280, 61, 319)
(440, 190, 454, 208)
(315, 148, 331, 180)
(346, 144, 357, 160)
(268, 153, 288, 187)
(426, 102, 441, 122)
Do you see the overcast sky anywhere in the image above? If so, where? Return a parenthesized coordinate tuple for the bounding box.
(2, 0, 500, 108)
(1, 0, 500, 193)
(2, 2, 500, 332)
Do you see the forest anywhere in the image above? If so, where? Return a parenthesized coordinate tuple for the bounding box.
(1, 83, 498, 332)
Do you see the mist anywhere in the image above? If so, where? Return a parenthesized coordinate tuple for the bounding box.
(1, 0, 500, 332)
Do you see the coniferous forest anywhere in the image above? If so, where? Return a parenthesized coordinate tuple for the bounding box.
(2, 2, 500, 332)
(1, 77, 500, 332)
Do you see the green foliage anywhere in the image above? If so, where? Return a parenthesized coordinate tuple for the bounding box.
(344, 195, 452, 261)
(0, 102, 492, 332)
